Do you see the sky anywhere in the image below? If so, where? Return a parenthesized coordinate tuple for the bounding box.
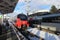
(7, 0, 60, 17)
(14, 0, 51, 14)
(14, 0, 60, 14)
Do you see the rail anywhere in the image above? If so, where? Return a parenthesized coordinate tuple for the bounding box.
(9, 21, 28, 40)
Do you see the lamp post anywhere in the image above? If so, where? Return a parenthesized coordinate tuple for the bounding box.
(24, 0, 31, 18)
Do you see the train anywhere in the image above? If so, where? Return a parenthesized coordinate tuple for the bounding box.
(15, 14, 29, 30)
(29, 13, 60, 34)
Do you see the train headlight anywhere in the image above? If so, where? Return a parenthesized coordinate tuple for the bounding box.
(18, 26, 21, 29)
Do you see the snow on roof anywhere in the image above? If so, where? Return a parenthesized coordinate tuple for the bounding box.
(35, 10, 49, 12)
(29, 10, 49, 15)
(27, 28, 60, 40)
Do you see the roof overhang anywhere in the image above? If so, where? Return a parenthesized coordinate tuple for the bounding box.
(0, 0, 18, 14)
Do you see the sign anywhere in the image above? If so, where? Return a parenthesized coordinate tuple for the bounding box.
(0, 15, 2, 18)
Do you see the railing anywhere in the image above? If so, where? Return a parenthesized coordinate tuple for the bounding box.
(0, 23, 18, 40)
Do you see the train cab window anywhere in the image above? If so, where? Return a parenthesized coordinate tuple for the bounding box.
(17, 14, 27, 20)
(19, 16, 27, 20)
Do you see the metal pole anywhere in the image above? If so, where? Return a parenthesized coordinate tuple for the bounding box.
(24, 0, 31, 15)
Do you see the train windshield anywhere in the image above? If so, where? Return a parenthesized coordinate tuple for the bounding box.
(17, 14, 27, 20)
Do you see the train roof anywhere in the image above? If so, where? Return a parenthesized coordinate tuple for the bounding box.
(17, 14, 26, 16)
(32, 13, 60, 20)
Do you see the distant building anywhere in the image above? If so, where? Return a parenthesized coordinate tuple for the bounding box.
(0, 0, 18, 14)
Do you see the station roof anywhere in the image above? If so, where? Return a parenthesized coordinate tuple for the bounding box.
(0, 0, 18, 14)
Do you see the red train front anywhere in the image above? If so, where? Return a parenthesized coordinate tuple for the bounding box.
(15, 14, 29, 30)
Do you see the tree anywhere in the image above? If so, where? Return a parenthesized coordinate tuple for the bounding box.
(50, 5, 57, 13)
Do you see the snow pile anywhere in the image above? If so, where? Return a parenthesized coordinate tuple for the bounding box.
(27, 28, 60, 40)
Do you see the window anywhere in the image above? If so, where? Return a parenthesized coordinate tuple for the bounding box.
(0, 5, 4, 7)
(42, 16, 60, 23)
(17, 14, 27, 20)
(9, 6, 13, 7)
(19, 16, 27, 20)
(4, 2, 9, 6)
(10, 0, 15, 2)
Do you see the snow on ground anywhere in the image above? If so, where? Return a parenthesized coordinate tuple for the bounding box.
(27, 28, 60, 40)
(28, 35, 39, 40)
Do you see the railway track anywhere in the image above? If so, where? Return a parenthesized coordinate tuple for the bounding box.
(9, 21, 40, 40)
(9, 21, 28, 40)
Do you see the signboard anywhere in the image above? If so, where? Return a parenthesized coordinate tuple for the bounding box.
(0, 15, 2, 18)
(0, 15, 3, 24)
